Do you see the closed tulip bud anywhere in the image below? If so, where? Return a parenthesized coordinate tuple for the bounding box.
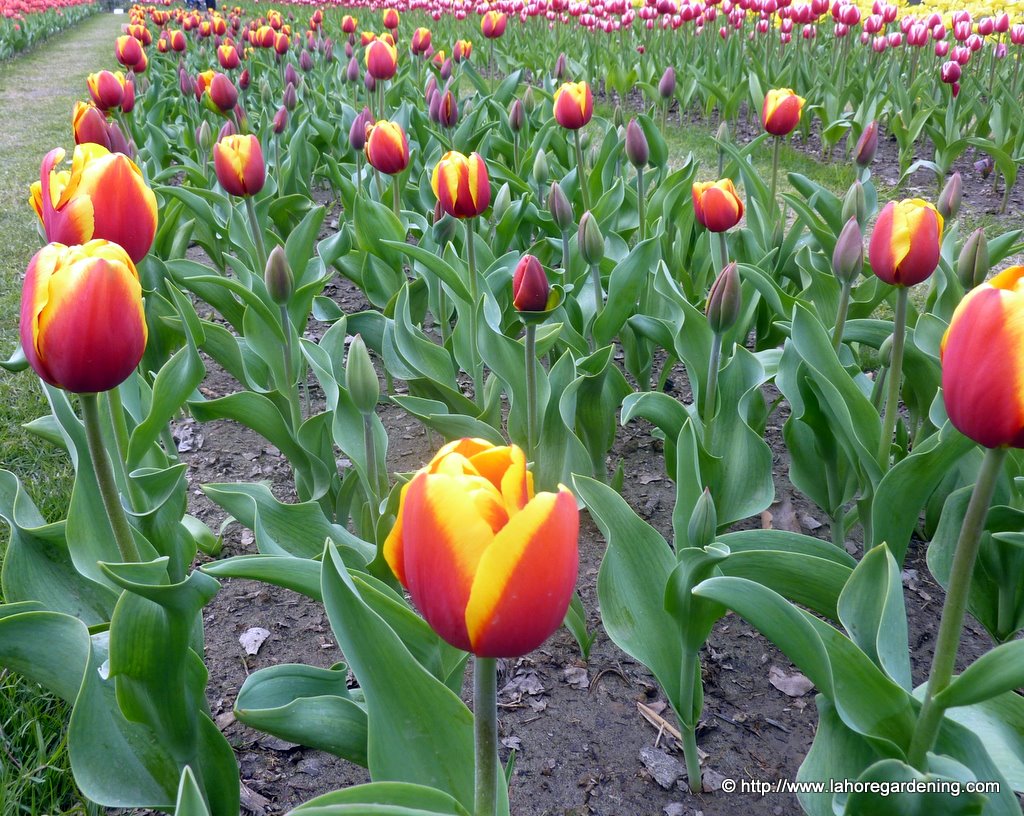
(345, 56, 360, 82)
(365, 120, 410, 175)
(613, 103, 624, 129)
(842, 180, 868, 227)
(299, 49, 314, 72)
(239, 68, 250, 90)
(706, 261, 742, 335)
(272, 105, 288, 134)
(625, 119, 649, 168)
(72, 102, 111, 149)
(218, 119, 237, 141)
(761, 88, 805, 136)
(532, 149, 548, 187)
(196, 120, 214, 152)
(264, 245, 293, 305)
(855, 121, 879, 168)
(512, 254, 550, 312)
(692, 179, 744, 232)
(107, 121, 132, 157)
(438, 89, 458, 128)
(384, 439, 579, 657)
(259, 77, 273, 106)
(208, 72, 238, 112)
(349, 108, 370, 150)
(284, 63, 299, 88)
(716, 120, 729, 145)
(554, 52, 568, 80)
(87, 70, 126, 111)
(20, 240, 147, 393)
(493, 183, 512, 222)
(440, 58, 452, 81)
(941, 267, 1024, 448)
(579, 211, 605, 266)
(428, 89, 441, 122)
(30, 145, 157, 263)
(432, 151, 490, 218)
(522, 86, 536, 114)
(553, 81, 593, 130)
(424, 74, 438, 102)
(549, 182, 574, 232)
(282, 81, 297, 111)
(346, 334, 380, 415)
(115, 34, 143, 68)
(957, 228, 989, 291)
(213, 133, 266, 197)
(508, 98, 524, 132)
(832, 217, 864, 285)
(365, 72, 377, 93)
(937, 171, 962, 220)
(869, 199, 943, 286)
(383, 8, 400, 29)
(659, 65, 676, 98)
(687, 488, 717, 549)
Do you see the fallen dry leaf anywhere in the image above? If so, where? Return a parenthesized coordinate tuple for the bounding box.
(768, 665, 814, 697)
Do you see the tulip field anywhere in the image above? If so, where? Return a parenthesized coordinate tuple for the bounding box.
(5, 0, 1024, 813)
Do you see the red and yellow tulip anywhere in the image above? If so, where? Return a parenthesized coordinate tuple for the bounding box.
(868, 199, 943, 286)
(431, 151, 490, 218)
(692, 179, 744, 233)
(30, 145, 157, 264)
(20, 240, 147, 394)
(941, 266, 1024, 448)
(217, 43, 241, 70)
(384, 439, 578, 657)
(114, 34, 143, 69)
(364, 120, 409, 175)
(553, 81, 593, 130)
(761, 88, 805, 136)
(453, 38, 472, 62)
(365, 38, 398, 79)
(411, 26, 431, 55)
(213, 133, 266, 197)
(481, 10, 507, 38)
(382, 8, 400, 29)
(86, 70, 128, 111)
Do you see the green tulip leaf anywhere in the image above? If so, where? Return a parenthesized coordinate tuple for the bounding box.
(0, 608, 90, 704)
(842, 759, 986, 815)
(937, 640, 1024, 710)
(288, 781, 471, 816)
(174, 767, 211, 816)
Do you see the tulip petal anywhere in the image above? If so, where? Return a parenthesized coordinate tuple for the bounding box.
(465, 488, 578, 657)
(75, 153, 158, 263)
(400, 471, 496, 652)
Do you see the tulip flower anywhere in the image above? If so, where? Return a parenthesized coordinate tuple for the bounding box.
(937, 172, 962, 220)
(20, 240, 146, 394)
(364, 120, 409, 175)
(87, 70, 128, 111)
(72, 102, 113, 149)
(342, 15, 357, 34)
(30, 145, 157, 264)
(168, 29, 186, 52)
(481, 11, 507, 38)
(384, 438, 578, 657)
(213, 133, 266, 197)
(869, 199, 943, 287)
(453, 39, 472, 62)
(411, 26, 431, 55)
(692, 179, 744, 233)
(854, 121, 879, 171)
(114, 34, 143, 69)
(207, 73, 239, 113)
(432, 151, 489, 218)
(957, 228, 989, 291)
(365, 38, 398, 79)
(553, 81, 593, 130)
(382, 8, 400, 29)
(761, 88, 805, 136)
(512, 254, 549, 313)
(218, 43, 240, 69)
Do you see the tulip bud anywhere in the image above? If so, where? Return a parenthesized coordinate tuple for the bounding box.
(273, 105, 289, 134)
(493, 183, 512, 222)
(107, 121, 132, 157)
(438, 89, 458, 128)
(346, 334, 380, 415)
(937, 171, 962, 220)
(687, 488, 717, 549)
(424, 74, 438, 102)
(549, 182, 574, 232)
(532, 149, 548, 187)
(854, 121, 879, 168)
(508, 98, 525, 133)
(440, 58, 452, 81)
(512, 254, 550, 312)
(613, 103, 624, 129)
(239, 69, 251, 90)
(957, 228, 989, 290)
(209, 73, 239, 112)
(299, 50, 313, 72)
(284, 62, 299, 87)
(842, 180, 867, 227)
(554, 52, 568, 80)
(282, 81, 298, 111)
(579, 211, 605, 267)
(832, 217, 863, 286)
(706, 261, 742, 334)
(264, 245, 294, 305)
(218, 119, 237, 141)
(196, 120, 214, 152)
(349, 108, 370, 150)
(659, 66, 676, 98)
(624, 119, 649, 168)
(716, 120, 729, 145)
(428, 89, 441, 122)
(522, 86, 536, 115)
(365, 73, 376, 93)
(259, 77, 273, 106)
(346, 56, 360, 82)
(120, 79, 135, 114)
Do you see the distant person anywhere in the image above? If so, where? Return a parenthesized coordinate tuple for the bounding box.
(205, 0, 216, 9)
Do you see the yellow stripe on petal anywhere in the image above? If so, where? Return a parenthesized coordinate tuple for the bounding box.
(888, 200, 913, 270)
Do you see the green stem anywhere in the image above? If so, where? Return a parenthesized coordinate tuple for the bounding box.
(355, 150, 364, 198)
(392, 172, 402, 221)
(717, 230, 729, 270)
(524, 323, 538, 465)
(561, 230, 570, 272)
(244, 195, 268, 276)
(279, 305, 302, 431)
(703, 332, 723, 453)
(465, 219, 484, 405)
(907, 446, 1008, 768)
(104, 387, 146, 511)
(80, 393, 140, 563)
(275, 136, 284, 199)
(877, 286, 909, 470)
(832, 279, 853, 352)
(363, 411, 381, 518)
(588, 262, 602, 352)
(678, 648, 702, 792)
(636, 166, 646, 243)
(474, 656, 498, 816)
(574, 128, 591, 214)
(770, 136, 781, 212)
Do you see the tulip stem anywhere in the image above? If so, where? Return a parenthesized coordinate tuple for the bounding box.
(363, 411, 381, 517)
(589, 263, 603, 352)
(877, 286, 908, 470)
(524, 324, 538, 465)
(678, 649, 703, 793)
(561, 230, 570, 272)
(907, 445, 1007, 769)
(474, 656, 499, 816)
(832, 279, 853, 352)
(769, 136, 781, 212)
(355, 151, 364, 198)
(574, 129, 591, 214)
(81, 393, 140, 564)
(279, 304, 303, 432)
(392, 176, 401, 221)
(717, 231, 729, 271)
(703, 332, 723, 454)
(636, 166, 646, 243)
(465, 219, 484, 406)
(244, 196, 268, 277)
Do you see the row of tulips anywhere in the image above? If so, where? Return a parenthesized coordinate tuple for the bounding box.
(0, 0, 98, 58)
(2, 2, 1024, 815)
